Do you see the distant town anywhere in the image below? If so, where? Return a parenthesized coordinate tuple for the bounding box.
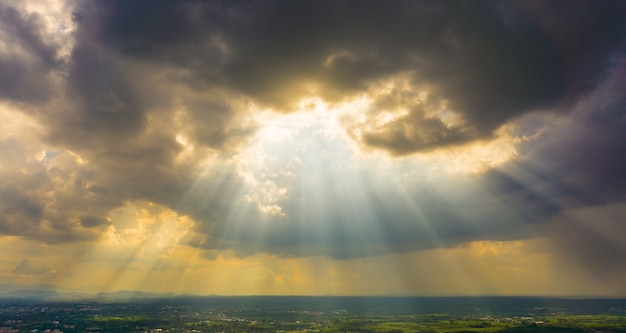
(0, 296, 625, 333)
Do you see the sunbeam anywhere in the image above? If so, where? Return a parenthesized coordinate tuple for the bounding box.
(0, 0, 624, 299)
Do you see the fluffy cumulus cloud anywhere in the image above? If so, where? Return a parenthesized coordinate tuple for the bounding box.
(0, 0, 625, 279)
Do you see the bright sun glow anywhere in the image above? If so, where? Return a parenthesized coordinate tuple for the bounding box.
(241, 94, 520, 187)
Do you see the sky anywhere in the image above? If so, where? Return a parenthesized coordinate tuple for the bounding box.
(0, 0, 625, 297)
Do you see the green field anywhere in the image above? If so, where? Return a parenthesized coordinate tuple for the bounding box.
(1, 298, 625, 333)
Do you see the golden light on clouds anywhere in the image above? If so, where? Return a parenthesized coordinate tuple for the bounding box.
(1, 0, 625, 298)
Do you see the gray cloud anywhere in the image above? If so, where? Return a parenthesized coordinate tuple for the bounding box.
(359, 102, 476, 155)
(76, 0, 625, 153)
(65, 42, 145, 141)
(0, 1, 255, 245)
(495, 58, 626, 207)
(0, 0, 624, 263)
(79, 215, 109, 228)
(186, 56, 626, 259)
(0, 146, 114, 243)
(0, 4, 62, 103)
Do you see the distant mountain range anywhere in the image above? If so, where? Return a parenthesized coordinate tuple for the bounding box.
(1, 285, 624, 304)
(0, 286, 185, 301)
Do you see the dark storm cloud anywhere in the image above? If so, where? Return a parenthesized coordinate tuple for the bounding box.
(489, 60, 626, 208)
(0, 0, 253, 246)
(177, 97, 256, 149)
(187, 56, 626, 259)
(65, 40, 145, 141)
(79, 0, 625, 153)
(1, 0, 625, 262)
(0, 4, 61, 102)
(518, 0, 626, 101)
(0, 6, 59, 67)
(530, 103, 626, 204)
(472, 60, 626, 271)
(32, 3, 151, 148)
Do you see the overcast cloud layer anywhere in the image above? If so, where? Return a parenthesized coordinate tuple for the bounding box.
(0, 0, 625, 273)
